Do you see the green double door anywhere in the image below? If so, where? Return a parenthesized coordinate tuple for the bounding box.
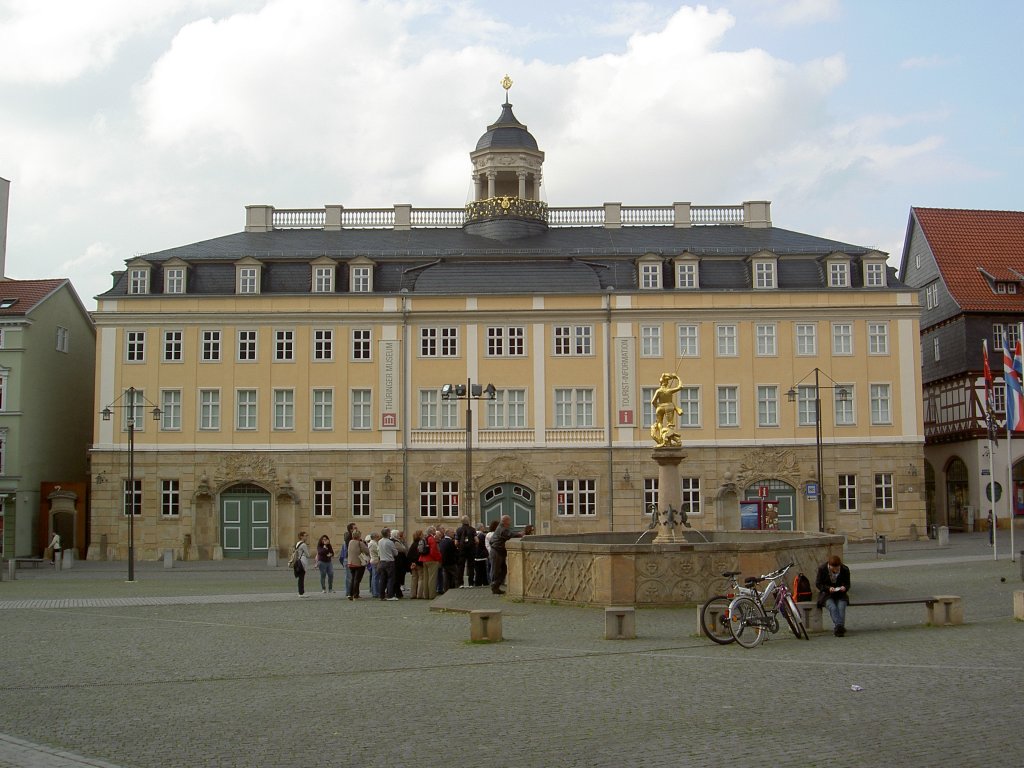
(480, 483, 535, 530)
(221, 484, 271, 558)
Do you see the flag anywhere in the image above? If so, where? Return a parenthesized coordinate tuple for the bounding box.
(1007, 340, 1024, 432)
(983, 340, 999, 443)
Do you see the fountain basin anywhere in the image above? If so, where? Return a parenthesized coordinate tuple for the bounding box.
(506, 530, 844, 607)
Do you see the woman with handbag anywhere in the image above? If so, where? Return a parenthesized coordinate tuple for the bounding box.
(346, 529, 369, 600)
(293, 532, 311, 597)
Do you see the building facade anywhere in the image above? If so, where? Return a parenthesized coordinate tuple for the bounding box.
(0, 278, 96, 557)
(899, 207, 1024, 533)
(89, 97, 925, 561)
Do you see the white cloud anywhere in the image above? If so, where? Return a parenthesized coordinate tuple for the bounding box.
(760, 0, 841, 27)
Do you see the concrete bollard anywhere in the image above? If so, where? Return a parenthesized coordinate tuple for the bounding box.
(470, 609, 503, 642)
(927, 595, 964, 625)
(937, 526, 950, 547)
(6, 559, 15, 581)
(53, 555, 62, 572)
(604, 606, 636, 639)
(163, 549, 174, 569)
(62, 550, 74, 570)
(267, 549, 279, 567)
(797, 602, 823, 632)
(1014, 591, 1024, 621)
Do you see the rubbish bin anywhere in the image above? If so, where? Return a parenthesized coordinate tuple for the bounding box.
(876, 534, 887, 555)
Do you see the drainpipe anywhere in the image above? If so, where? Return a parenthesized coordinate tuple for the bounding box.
(605, 287, 615, 530)
(401, 293, 410, 535)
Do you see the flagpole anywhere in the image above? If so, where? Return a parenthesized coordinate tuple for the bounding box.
(990, 433, 997, 561)
(1013, 325, 1023, 563)
(984, 338, 997, 560)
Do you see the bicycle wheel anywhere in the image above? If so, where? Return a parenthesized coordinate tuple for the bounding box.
(728, 596, 766, 648)
(700, 595, 735, 644)
(780, 595, 809, 640)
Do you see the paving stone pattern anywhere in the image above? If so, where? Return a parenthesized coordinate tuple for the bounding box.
(0, 533, 1021, 768)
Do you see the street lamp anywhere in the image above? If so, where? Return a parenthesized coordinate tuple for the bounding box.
(441, 379, 497, 520)
(787, 368, 849, 533)
(101, 386, 161, 582)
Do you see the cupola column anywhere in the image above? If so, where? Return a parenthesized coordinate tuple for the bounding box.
(517, 171, 527, 199)
(486, 172, 496, 198)
(473, 174, 483, 201)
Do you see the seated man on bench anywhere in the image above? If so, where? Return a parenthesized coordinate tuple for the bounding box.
(815, 555, 851, 637)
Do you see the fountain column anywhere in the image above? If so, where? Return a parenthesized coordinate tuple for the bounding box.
(652, 447, 686, 543)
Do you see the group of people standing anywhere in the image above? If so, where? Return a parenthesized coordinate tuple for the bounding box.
(290, 514, 527, 600)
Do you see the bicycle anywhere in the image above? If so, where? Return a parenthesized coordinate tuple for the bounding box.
(727, 562, 810, 648)
(699, 571, 757, 645)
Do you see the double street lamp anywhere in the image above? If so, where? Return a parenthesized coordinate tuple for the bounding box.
(787, 368, 848, 533)
(441, 380, 496, 520)
(101, 387, 161, 582)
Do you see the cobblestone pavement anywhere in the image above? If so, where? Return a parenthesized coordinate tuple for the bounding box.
(0, 533, 1021, 768)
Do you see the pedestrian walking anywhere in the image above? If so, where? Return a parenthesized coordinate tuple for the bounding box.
(346, 529, 369, 600)
(292, 532, 311, 597)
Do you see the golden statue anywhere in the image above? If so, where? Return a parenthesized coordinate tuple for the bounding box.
(651, 372, 684, 447)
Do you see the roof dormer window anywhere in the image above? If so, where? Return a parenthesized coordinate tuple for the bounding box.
(751, 253, 778, 289)
(312, 258, 337, 293)
(128, 266, 150, 295)
(825, 255, 851, 288)
(673, 253, 699, 290)
(639, 257, 662, 290)
(348, 258, 375, 293)
(164, 266, 186, 294)
(995, 282, 1018, 294)
(235, 257, 263, 295)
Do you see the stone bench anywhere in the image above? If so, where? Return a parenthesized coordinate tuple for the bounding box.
(797, 596, 964, 631)
(4, 557, 48, 580)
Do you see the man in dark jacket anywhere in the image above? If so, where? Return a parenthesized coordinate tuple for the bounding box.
(455, 516, 477, 587)
(489, 515, 523, 595)
(438, 528, 459, 594)
(815, 555, 851, 636)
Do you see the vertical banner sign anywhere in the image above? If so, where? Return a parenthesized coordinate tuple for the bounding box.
(379, 340, 399, 430)
(615, 336, 636, 426)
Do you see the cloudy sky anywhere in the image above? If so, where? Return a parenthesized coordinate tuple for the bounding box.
(1, 0, 1021, 307)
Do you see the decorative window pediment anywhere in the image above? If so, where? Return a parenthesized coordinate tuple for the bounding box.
(638, 254, 662, 290)
(672, 252, 699, 290)
(750, 250, 778, 290)
(348, 256, 375, 294)
(163, 258, 188, 295)
(126, 258, 153, 295)
(824, 252, 851, 288)
(311, 256, 337, 294)
(235, 256, 264, 295)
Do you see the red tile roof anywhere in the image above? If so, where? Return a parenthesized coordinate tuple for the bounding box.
(914, 207, 1024, 312)
(0, 278, 68, 316)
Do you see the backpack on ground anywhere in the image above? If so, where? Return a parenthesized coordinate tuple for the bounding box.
(793, 572, 813, 602)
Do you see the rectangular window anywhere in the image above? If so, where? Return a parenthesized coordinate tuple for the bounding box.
(554, 325, 593, 356)
(418, 481, 460, 518)
(314, 266, 334, 293)
(485, 389, 527, 429)
(129, 268, 149, 294)
(868, 322, 889, 355)
(313, 329, 334, 361)
(163, 330, 183, 362)
(677, 324, 699, 357)
(236, 389, 258, 430)
(757, 385, 778, 427)
(716, 325, 737, 356)
(870, 384, 891, 424)
(352, 329, 371, 360)
(554, 388, 594, 428)
(420, 327, 458, 357)
(838, 474, 857, 512)
(312, 389, 333, 430)
(795, 323, 817, 356)
(352, 480, 371, 517)
(123, 479, 142, 516)
(201, 330, 221, 362)
(797, 385, 817, 426)
(641, 386, 656, 429)
(835, 386, 855, 426)
(126, 331, 146, 362)
(933, 337, 940, 361)
(274, 330, 294, 362)
(754, 261, 776, 289)
(640, 325, 662, 357)
(680, 477, 702, 517)
(865, 262, 885, 287)
(238, 267, 258, 294)
(832, 323, 853, 355)
(829, 262, 849, 287)
(643, 477, 659, 516)
(273, 389, 295, 430)
(676, 262, 697, 289)
(351, 266, 371, 293)
(755, 323, 777, 356)
(419, 389, 440, 429)
(237, 330, 257, 361)
(160, 390, 182, 431)
(640, 262, 661, 289)
(55, 326, 69, 353)
(874, 473, 894, 511)
(487, 326, 526, 357)
(165, 267, 185, 294)
(351, 389, 372, 430)
(313, 480, 332, 517)
(556, 479, 597, 516)
(679, 387, 700, 427)
(199, 389, 220, 430)
(161, 479, 180, 517)
(717, 386, 738, 427)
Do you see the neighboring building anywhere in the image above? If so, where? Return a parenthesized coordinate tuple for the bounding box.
(899, 207, 1024, 532)
(0, 278, 96, 557)
(89, 94, 925, 561)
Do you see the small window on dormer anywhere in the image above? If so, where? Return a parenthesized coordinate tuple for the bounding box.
(828, 262, 849, 288)
(675, 260, 698, 289)
(313, 265, 335, 293)
(997, 283, 1007, 294)
(164, 267, 186, 294)
(128, 268, 150, 295)
(350, 265, 371, 293)
(238, 266, 260, 294)
(864, 262, 885, 288)
(1010, 284, 1018, 294)
(753, 260, 776, 289)
(640, 262, 662, 290)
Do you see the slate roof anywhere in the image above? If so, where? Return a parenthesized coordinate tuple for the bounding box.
(911, 207, 1024, 312)
(474, 102, 539, 151)
(0, 278, 69, 316)
(99, 222, 896, 298)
